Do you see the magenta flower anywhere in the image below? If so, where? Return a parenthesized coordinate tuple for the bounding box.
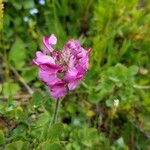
(33, 34, 90, 98)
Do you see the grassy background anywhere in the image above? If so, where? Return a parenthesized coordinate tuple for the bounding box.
(0, 0, 150, 149)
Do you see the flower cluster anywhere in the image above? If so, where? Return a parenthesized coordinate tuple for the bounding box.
(33, 34, 90, 98)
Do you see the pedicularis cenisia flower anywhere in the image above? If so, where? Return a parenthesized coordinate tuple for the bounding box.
(33, 34, 91, 98)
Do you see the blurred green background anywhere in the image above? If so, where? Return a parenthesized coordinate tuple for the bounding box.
(0, 0, 150, 149)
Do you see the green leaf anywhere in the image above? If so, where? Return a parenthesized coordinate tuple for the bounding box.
(0, 130, 5, 145)
(5, 141, 30, 150)
(105, 99, 113, 107)
(81, 128, 98, 147)
(21, 142, 30, 150)
(128, 65, 139, 76)
(115, 137, 127, 149)
(9, 38, 26, 70)
(6, 141, 23, 150)
(22, 67, 38, 83)
(11, 0, 22, 10)
(22, 0, 35, 9)
(11, 123, 28, 139)
(31, 90, 44, 107)
(38, 142, 64, 150)
(47, 123, 64, 141)
(2, 82, 20, 98)
(32, 111, 49, 128)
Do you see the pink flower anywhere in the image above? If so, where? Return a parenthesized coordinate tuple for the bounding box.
(33, 34, 90, 98)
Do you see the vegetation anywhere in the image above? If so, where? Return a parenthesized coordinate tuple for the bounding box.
(0, 0, 150, 149)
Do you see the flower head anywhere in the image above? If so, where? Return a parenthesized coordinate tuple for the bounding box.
(33, 34, 90, 98)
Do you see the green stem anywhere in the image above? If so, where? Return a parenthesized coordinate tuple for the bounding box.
(51, 99, 60, 125)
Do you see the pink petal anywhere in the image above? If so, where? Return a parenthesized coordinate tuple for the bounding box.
(64, 67, 78, 81)
(48, 34, 57, 45)
(33, 51, 60, 72)
(32, 58, 39, 66)
(68, 55, 75, 68)
(68, 81, 78, 90)
(78, 57, 89, 70)
(50, 82, 67, 98)
(43, 34, 57, 52)
(77, 48, 88, 58)
(64, 39, 81, 55)
(38, 70, 60, 86)
(39, 63, 60, 72)
(43, 45, 53, 53)
(35, 51, 55, 64)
